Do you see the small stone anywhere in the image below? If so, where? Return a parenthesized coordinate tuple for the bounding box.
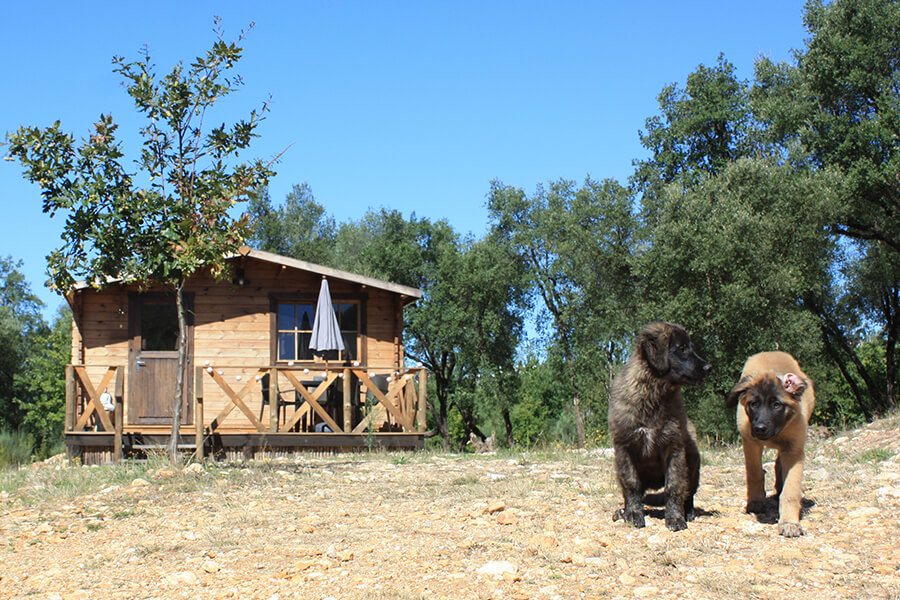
(619, 573, 637, 585)
(496, 512, 519, 525)
(153, 468, 177, 481)
(527, 533, 558, 552)
(848, 506, 880, 519)
(131, 478, 151, 488)
(486, 500, 506, 514)
(202, 559, 221, 573)
(633, 585, 660, 597)
(477, 561, 518, 577)
(163, 571, 199, 586)
(185, 463, 204, 474)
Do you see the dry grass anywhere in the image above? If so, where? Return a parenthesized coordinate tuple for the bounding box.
(0, 418, 898, 599)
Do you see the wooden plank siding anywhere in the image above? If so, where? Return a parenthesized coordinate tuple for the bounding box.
(72, 256, 412, 434)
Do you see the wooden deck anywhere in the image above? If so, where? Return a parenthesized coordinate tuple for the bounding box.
(65, 364, 428, 463)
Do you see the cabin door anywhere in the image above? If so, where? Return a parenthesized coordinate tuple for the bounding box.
(128, 294, 193, 426)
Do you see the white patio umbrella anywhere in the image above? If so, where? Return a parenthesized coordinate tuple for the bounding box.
(309, 277, 345, 356)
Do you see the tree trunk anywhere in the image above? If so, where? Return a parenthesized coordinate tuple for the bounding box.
(822, 335, 872, 421)
(168, 280, 187, 463)
(881, 284, 898, 410)
(436, 375, 450, 452)
(570, 363, 585, 448)
(502, 407, 514, 447)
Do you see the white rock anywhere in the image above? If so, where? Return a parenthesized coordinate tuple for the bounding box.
(476, 561, 518, 576)
(163, 571, 199, 586)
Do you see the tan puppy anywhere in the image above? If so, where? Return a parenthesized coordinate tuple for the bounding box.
(726, 351, 815, 537)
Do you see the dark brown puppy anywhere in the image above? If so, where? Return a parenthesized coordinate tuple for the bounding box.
(608, 322, 711, 531)
(726, 351, 815, 537)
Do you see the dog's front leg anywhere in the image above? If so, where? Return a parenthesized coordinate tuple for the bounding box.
(742, 439, 766, 514)
(613, 449, 645, 528)
(776, 448, 805, 537)
(664, 447, 689, 531)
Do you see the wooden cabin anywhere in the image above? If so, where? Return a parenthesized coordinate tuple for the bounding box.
(64, 247, 426, 463)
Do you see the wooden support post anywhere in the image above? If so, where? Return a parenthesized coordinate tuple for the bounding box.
(269, 367, 279, 433)
(417, 369, 428, 432)
(65, 365, 76, 432)
(343, 368, 352, 433)
(113, 367, 124, 463)
(194, 366, 205, 461)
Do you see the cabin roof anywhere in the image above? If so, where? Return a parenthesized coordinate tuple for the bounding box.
(232, 247, 422, 302)
(72, 247, 423, 303)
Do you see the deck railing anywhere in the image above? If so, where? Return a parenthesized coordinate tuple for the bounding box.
(196, 364, 427, 458)
(65, 365, 125, 461)
(64, 363, 428, 462)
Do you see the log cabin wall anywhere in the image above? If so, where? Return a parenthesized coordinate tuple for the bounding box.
(72, 256, 409, 432)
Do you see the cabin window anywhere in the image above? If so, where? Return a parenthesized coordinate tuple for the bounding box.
(276, 301, 359, 362)
(141, 301, 179, 351)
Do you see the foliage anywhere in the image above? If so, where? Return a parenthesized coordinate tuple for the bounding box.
(752, 0, 900, 412)
(5, 20, 274, 460)
(14, 307, 72, 456)
(247, 183, 337, 264)
(636, 159, 838, 438)
(0, 258, 46, 431)
(488, 177, 641, 446)
(0, 428, 33, 469)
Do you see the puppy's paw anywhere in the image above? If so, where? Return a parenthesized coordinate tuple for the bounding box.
(685, 508, 696, 522)
(746, 500, 767, 514)
(614, 508, 645, 528)
(778, 522, 804, 537)
(665, 514, 687, 532)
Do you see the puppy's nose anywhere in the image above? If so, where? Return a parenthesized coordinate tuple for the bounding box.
(752, 425, 768, 436)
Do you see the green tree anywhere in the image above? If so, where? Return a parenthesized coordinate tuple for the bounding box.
(248, 183, 337, 264)
(488, 177, 640, 446)
(0, 257, 46, 431)
(755, 0, 899, 251)
(6, 21, 273, 461)
(637, 158, 838, 437)
(15, 307, 72, 455)
(634, 54, 759, 219)
(751, 0, 899, 414)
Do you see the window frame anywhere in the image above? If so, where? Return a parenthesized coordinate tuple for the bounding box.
(269, 293, 365, 365)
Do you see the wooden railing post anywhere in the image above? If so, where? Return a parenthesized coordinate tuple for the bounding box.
(65, 365, 76, 432)
(417, 369, 428, 432)
(343, 368, 352, 433)
(113, 367, 124, 463)
(269, 367, 279, 433)
(194, 366, 205, 461)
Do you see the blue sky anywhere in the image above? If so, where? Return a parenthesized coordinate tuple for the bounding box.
(0, 1, 808, 318)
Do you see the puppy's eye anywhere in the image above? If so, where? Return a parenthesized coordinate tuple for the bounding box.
(749, 399, 760, 409)
(772, 400, 783, 409)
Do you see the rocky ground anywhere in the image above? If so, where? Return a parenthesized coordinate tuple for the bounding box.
(1, 416, 898, 600)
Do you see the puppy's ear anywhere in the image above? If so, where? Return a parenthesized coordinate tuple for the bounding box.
(777, 372, 807, 398)
(639, 326, 670, 374)
(726, 376, 752, 407)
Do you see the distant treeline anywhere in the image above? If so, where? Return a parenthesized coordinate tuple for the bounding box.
(249, 0, 898, 449)
(0, 0, 896, 457)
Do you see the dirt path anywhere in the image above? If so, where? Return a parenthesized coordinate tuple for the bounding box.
(1, 418, 898, 599)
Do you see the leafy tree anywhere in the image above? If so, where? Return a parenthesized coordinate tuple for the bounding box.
(6, 21, 273, 460)
(755, 0, 899, 251)
(634, 54, 759, 219)
(248, 183, 337, 264)
(637, 158, 838, 437)
(488, 178, 640, 446)
(752, 0, 899, 414)
(15, 307, 72, 455)
(0, 258, 45, 431)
